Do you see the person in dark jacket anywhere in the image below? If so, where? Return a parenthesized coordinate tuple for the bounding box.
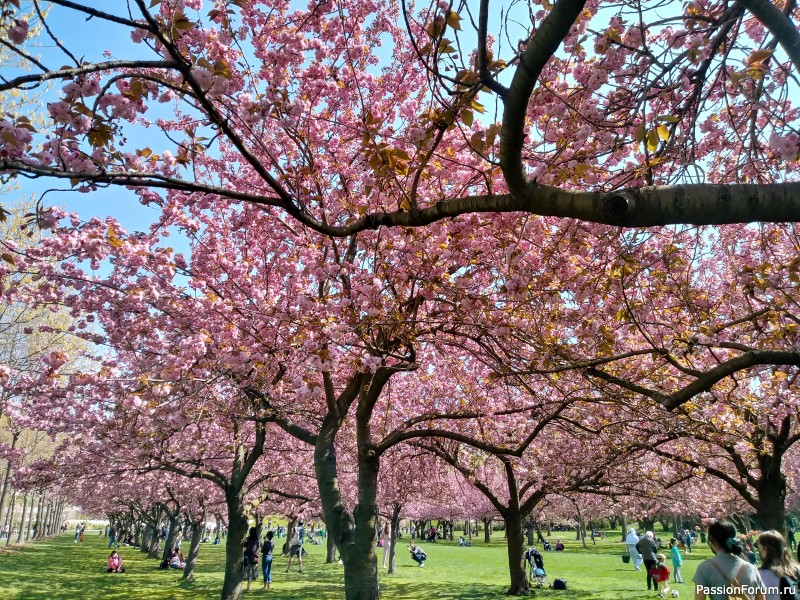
(262, 530, 274, 590)
(636, 531, 659, 592)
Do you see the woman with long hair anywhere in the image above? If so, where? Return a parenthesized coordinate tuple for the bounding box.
(757, 530, 800, 600)
(692, 520, 766, 600)
(243, 526, 260, 591)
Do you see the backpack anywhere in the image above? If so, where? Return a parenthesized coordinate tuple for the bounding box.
(780, 574, 800, 600)
(553, 578, 567, 590)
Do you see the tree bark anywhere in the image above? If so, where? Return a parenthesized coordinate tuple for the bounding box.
(0, 433, 19, 535)
(343, 450, 380, 600)
(25, 492, 36, 541)
(15, 493, 28, 544)
(33, 491, 44, 539)
(282, 516, 298, 556)
(504, 511, 530, 596)
(40, 501, 50, 539)
(483, 517, 492, 543)
(326, 529, 338, 563)
(148, 523, 161, 559)
(160, 511, 181, 565)
(220, 492, 249, 600)
(183, 517, 204, 580)
(315, 409, 380, 600)
(754, 471, 786, 532)
(387, 503, 401, 574)
(4, 488, 17, 545)
(641, 518, 656, 534)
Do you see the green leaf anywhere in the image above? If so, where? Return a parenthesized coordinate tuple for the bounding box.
(657, 115, 680, 123)
(462, 109, 474, 126)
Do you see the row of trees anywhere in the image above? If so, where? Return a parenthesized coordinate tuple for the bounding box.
(3, 0, 800, 599)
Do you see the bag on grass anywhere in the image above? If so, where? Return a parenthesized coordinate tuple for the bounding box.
(553, 578, 567, 590)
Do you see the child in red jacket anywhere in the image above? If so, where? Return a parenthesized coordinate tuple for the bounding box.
(649, 553, 671, 598)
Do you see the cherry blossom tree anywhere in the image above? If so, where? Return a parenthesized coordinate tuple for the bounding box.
(3, 0, 800, 233)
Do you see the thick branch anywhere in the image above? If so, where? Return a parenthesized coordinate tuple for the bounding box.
(588, 349, 800, 410)
(500, 0, 588, 194)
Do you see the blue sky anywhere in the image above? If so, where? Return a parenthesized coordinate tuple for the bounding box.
(6, 2, 169, 234)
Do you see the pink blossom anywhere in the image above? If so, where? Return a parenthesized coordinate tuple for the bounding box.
(769, 131, 799, 161)
(7, 19, 28, 44)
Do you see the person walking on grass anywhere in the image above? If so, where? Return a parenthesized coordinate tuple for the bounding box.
(286, 521, 305, 574)
(670, 538, 684, 584)
(636, 531, 659, 592)
(626, 527, 643, 571)
(262, 530, 274, 590)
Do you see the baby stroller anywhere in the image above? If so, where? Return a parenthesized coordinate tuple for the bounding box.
(524, 547, 548, 588)
(542, 540, 552, 551)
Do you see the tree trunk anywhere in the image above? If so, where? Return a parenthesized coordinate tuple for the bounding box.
(326, 529, 338, 563)
(161, 512, 181, 565)
(148, 524, 161, 559)
(282, 516, 298, 555)
(253, 513, 262, 539)
(43, 500, 52, 536)
(0, 433, 19, 535)
(33, 492, 44, 539)
(754, 471, 786, 532)
(4, 488, 17, 545)
(15, 494, 28, 544)
(535, 522, 546, 544)
(220, 493, 249, 600)
(314, 411, 380, 600)
(621, 516, 627, 542)
(641, 518, 656, 534)
(183, 518, 204, 580)
(483, 518, 492, 543)
(341, 451, 380, 600)
(388, 503, 401, 574)
(504, 511, 530, 596)
(577, 512, 587, 549)
(25, 493, 36, 541)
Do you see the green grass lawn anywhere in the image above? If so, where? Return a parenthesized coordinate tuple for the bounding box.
(0, 529, 710, 599)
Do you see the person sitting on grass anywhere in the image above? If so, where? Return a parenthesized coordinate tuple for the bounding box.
(168, 547, 186, 569)
(106, 550, 125, 573)
(554, 539, 564, 551)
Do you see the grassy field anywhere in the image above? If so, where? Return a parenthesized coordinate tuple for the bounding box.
(0, 529, 709, 599)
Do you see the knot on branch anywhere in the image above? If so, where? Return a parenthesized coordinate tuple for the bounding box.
(599, 190, 637, 222)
